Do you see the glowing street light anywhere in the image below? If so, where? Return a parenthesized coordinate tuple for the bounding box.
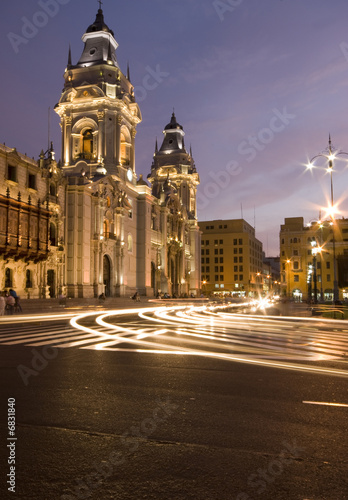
(310, 240, 319, 304)
(286, 259, 291, 298)
(306, 135, 348, 303)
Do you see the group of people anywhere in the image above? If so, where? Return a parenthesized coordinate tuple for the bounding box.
(0, 289, 22, 316)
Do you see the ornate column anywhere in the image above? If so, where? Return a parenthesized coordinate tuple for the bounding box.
(131, 128, 136, 173)
(116, 115, 122, 165)
(97, 110, 105, 162)
(115, 208, 125, 296)
(65, 115, 72, 166)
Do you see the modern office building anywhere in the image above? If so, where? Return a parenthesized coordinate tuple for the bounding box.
(199, 219, 264, 296)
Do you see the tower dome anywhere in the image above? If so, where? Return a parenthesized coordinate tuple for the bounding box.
(86, 8, 114, 36)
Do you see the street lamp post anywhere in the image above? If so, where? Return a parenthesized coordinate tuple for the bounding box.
(311, 240, 318, 304)
(327, 139, 339, 304)
(286, 260, 291, 299)
(317, 223, 324, 301)
(307, 135, 348, 304)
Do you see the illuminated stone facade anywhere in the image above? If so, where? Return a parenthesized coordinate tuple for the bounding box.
(148, 113, 201, 296)
(0, 7, 201, 299)
(53, 8, 200, 298)
(0, 144, 64, 298)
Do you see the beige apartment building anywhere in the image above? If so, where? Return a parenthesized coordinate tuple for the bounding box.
(198, 219, 264, 297)
(280, 216, 348, 302)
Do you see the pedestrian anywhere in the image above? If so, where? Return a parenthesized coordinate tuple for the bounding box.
(5, 293, 15, 315)
(58, 291, 66, 307)
(14, 295, 22, 313)
(0, 292, 5, 316)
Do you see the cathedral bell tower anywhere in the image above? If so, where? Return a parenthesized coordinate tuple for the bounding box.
(54, 6, 141, 181)
(148, 112, 199, 220)
(53, 7, 142, 299)
(147, 113, 201, 296)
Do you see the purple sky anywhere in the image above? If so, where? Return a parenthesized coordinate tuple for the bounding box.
(2, 0, 348, 255)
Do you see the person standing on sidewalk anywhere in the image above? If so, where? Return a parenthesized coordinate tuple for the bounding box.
(9, 288, 22, 313)
(0, 292, 5, 316)
(5, 293, 15, 315)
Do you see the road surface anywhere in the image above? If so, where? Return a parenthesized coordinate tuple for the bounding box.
(0, 303, 347, 499)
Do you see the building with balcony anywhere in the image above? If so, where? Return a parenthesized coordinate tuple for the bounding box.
(0, 144, 65, 298)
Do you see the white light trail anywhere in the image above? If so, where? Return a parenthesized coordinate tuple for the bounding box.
(64, 304, 348, 378)
(303, 401, 348, 407)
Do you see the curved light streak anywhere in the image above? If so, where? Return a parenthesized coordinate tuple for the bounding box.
(65, 304, 348, 379)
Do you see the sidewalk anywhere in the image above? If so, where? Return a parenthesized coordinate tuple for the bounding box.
(2, 297, 313, 317)
(8, 296, 154, 316)
(5, 296, 209, 316)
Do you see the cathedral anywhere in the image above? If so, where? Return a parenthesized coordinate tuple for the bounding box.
(0, 7, 201, 299)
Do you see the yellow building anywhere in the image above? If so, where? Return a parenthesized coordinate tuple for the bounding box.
(280, 216, 348, 302)
(198, 219, 264, 297)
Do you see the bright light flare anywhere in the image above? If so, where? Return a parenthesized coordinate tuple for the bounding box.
(323, 203, 340, 220)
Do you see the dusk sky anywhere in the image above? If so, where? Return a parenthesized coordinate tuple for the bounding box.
(2, 0, 348, 255)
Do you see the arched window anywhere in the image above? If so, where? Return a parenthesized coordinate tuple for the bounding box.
(5, 268, 12, 288)
(120, 131, 130, 165)
(26, 270, 33, 289)
(50, 183, 56, 197)
(50, 223, 57, 246)
(82, 129, 93, 159)
(128, 234, 133, 253)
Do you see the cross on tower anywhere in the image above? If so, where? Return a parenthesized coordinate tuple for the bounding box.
(98, 0, 103, 9)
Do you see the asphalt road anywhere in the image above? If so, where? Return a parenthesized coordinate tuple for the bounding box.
(0, 305, 347, 500)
